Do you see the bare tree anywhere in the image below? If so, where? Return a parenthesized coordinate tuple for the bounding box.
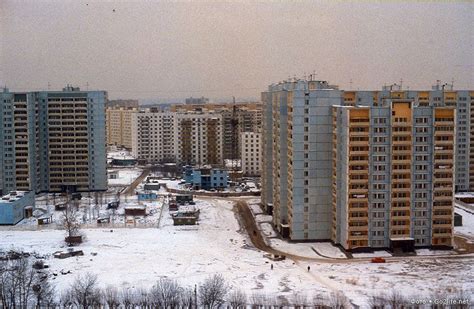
(292, 291, 308, 308)
(135, 286, 150, 308)
(180, 286, 196, 309)
(387, 289, 406, 309)
(228, 289, 247, 308)
(120, 287, 135, 309)
(150, 277, 182, 308)
(0, 256, 37, 308)
(368, 292, 388, 309)
(328, 291, 349, 309)
(249, 292, 267, 308)
(70, 273, 101, 308)
(61, 202, 82, 245)
(199, 274, 229, 308)
(59, 289, 75, 309)
(103, 286, 120, 309)
(33, 274, 56, 308)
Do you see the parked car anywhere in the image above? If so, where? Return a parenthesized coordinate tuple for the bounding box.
(371, 257, 386, 263)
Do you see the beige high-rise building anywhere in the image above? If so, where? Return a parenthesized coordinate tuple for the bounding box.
(241, 132, 261, 176)
(106, 107, 137, 149)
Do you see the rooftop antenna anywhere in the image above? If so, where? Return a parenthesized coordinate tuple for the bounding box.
(47, 82, 51, 90)
(349, 79, 353, 90)
(451, 78, 455, 89)
(399, 78, 403, 90)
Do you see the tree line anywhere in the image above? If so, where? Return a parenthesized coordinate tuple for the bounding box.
(0, 256, 470, 308)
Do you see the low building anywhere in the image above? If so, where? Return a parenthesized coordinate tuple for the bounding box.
(0, 191, 35, 225)
(137, 192, 159, 201)
(182, 166, 228, 190)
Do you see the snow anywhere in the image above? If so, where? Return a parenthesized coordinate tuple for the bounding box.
(1, 197, 473, 306)
(416, 249, 455, 256)
(454, 206, 474, 239)
(107, 168, 143, 186)
(352, 251, 392, 258)
(0, 199, 333, 301)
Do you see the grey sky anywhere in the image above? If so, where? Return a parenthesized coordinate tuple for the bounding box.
(1, 1, 473, 100)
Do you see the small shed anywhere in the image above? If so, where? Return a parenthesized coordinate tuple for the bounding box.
(124, 206, 146, 216)
(108, 171, 119, 179)
(107, 201, 120, 209)
(172, 213, 198, 226)
(137, 192, 158, 201)
(176, 194, 193, 204)
(97, 216, 111, 224)
(38, 213, 53, 225)
(55, 203, 67, 211)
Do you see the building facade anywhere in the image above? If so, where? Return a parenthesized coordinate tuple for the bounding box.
(332, 102, 455, 250)
(262, 78, 469, 249)
(174, 112, 223, 166)
(241, 132, 262, 176)
(131, 109, 176, 163)
(183, 166, 228, 190)
(106, 107, 137, 149)
(0, 86, 107, 194)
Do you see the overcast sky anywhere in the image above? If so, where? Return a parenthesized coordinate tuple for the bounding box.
(1, 1, 473, 101)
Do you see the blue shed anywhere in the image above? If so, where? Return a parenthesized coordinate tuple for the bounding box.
(0, 191, 35, 225)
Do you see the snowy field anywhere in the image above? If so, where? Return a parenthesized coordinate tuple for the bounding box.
(455, 205, 474, 239)
(108, 167, 143, 186)
(1, 197, 473, 306)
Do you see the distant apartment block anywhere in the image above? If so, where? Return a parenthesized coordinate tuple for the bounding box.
(241, 132, 261, 177)
(131, 110, 223, 166)
(175, 112, 223, 166)
(185, 96, 209, 105)
(170, 102, 263, 160)
(131, 109, 176, 163)
(262, 78, 471, 250)
(0, 86, 107, 194)
(106, 106, 138, 149)
(106, 99, 139, 109)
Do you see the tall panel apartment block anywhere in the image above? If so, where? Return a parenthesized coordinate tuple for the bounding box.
(262, 79, 468, 250)
(332, 101, 455, 250)
(263, 80, 341, 240)
(0, 87, 107, 195)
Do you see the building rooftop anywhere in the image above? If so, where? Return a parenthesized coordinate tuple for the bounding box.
(0, 191, 29, 203)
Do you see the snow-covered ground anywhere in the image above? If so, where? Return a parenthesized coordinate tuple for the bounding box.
(108, 167, 143, 186)
(455, 205, 474, 239)
(1, 197, 473, 306)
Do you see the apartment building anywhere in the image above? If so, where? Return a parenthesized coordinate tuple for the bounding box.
(262, 79, 341, 239)
(171, 102, 262, 160)
(0, 91, 39, 194)
(106, 107, 137, 149)
(174, 112, 223, 166)
(262, 78, 469, 249)
(131, 110, 223, 166)
(332, 101, 455, 250)
(131, 109, 175, 163)
(0, 86, 107, 194)
(241, 132, 261, 176)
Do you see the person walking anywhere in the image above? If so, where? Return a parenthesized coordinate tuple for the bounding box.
(307, 265, 310, 272)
